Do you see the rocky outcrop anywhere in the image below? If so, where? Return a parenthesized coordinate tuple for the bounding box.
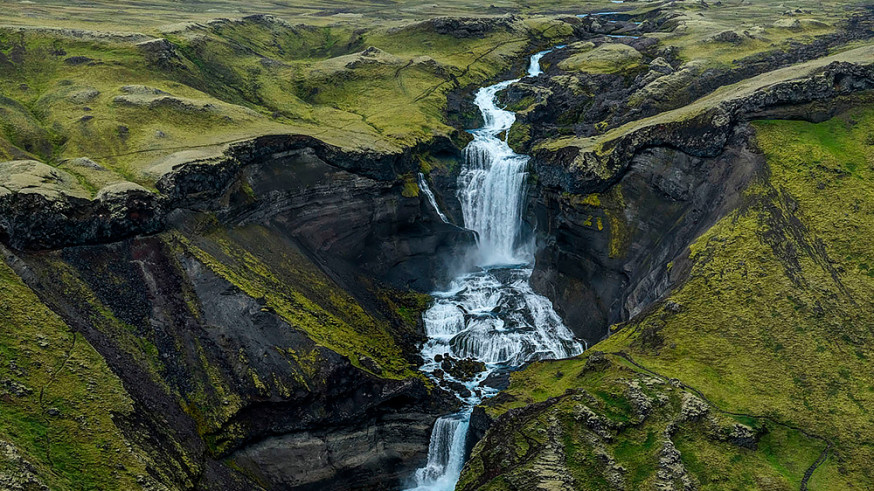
(504, 10, 873, 153)
(529, 56, 874, 341)
(12, 229, 459, 490)
(533, 59, 874, 195)
(531, 125, 764, 340)
(0, 133, 474, 290)
(399, 15, 523, 38)
(0, 160, 164, 250)
(0, 128, 475, 488)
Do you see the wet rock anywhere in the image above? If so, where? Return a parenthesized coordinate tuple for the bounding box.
(439, 354, 486, 381)
(480, 369, 511, 390)
(441, 379, 472, 398)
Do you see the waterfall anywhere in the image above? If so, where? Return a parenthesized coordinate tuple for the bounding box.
(408, 413, 470, 491)
(418, 173, 451, 223)
(408, 45, 581, 491)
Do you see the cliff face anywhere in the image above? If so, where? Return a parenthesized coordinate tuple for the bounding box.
(530, 127, 764, 341)
(525, 58, 874, 342)
(0, 133, 474, 490)
(456, 6, 874, 488)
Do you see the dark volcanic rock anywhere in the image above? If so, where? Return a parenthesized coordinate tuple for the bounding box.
(531, 126, 765, 341)
(412, 15, 521, 38)
(14, 237, 459, 490)
(528, 57, 874, 342)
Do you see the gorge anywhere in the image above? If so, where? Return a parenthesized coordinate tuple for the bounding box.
(409, 47, 583, 491)
(1, 1, 874, 489)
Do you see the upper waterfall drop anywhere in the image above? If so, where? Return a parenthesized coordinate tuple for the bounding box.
(407, 45, 580, 491)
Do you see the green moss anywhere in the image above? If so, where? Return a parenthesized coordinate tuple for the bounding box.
(0, 257, 149, 489)
(557, 44, 643, 75)
(0, 16, 574, 193)
(506, 121, 531, 152)
(401, 173, 419, 198)
(171, 225, 421, 380)
(466, 106, 874, 489)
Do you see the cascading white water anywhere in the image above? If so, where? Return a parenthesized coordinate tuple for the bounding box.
(419, 173, 451, 223)
(407, 46, 583, 491)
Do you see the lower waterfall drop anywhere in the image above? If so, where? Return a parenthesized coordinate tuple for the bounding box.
(407, 46, 582, 491)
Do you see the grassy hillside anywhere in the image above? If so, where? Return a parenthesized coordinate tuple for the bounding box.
(0, 255, 161, 489)
(463, 106, 874, 488)
(0, 13, 580, 195)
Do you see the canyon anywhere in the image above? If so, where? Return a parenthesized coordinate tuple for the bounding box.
(1, 1, 874, 490)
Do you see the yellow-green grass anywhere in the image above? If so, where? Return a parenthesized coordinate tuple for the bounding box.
(650, 0, 862, 67)
(0, 256, 151, 489)
(0, 14, 579, 196)
(0, 1, 642, 32)
(538, 42, 874, 159)
(489, 105, 874, 486)
(462, 353, 829, 490)
(558, 43, 644, 75)
(172, 223, 424, 381)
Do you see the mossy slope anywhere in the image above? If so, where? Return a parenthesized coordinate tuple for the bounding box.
(462, 106, 874, 488)
(0, 253, 158, 489)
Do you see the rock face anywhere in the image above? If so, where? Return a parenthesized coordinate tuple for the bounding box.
(457, 353, 775, 490)
(0, 131, 475, 489)
(0, 160, 164, 250)
(14, 236, 457, 490)
(230, 142, 474, 291)
(530, 127, 764, 340)
(1, 133, 473, 291)
(527, 58, 874, 341)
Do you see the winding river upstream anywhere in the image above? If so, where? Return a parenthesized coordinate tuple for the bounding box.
(407, 47, 584, 491)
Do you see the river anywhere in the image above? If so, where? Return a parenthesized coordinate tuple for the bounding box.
(406, 46, 584, 491)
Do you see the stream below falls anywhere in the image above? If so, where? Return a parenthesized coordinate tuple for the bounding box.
(406, 46, 585, 491)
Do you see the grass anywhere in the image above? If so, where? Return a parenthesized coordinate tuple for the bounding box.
(558, 43, 643, 75)
(462, 352, 825, 490)
(172, 223, 424, 380)
(464, 106, 874, 488)
(0, 256, 150, 489)
(536, 41, 874, 162)
(0, 12, 582, 197)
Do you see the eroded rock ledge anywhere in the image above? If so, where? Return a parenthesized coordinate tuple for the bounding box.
(527, 52, 874, 341)
(533, 56, 874, 195)
(0, 133, 464, 253)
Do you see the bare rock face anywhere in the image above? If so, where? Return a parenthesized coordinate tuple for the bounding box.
(0, 160, 164, 250)
(530, 125, 764, 341)
(1, 130, 474, 490)
(528, 60, 874, 342)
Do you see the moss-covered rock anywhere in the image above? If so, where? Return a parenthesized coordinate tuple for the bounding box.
(463, 105, 874, 488)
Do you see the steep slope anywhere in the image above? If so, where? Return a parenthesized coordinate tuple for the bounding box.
(459, 104, 874, 489)
(0, 13, 586, 490)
